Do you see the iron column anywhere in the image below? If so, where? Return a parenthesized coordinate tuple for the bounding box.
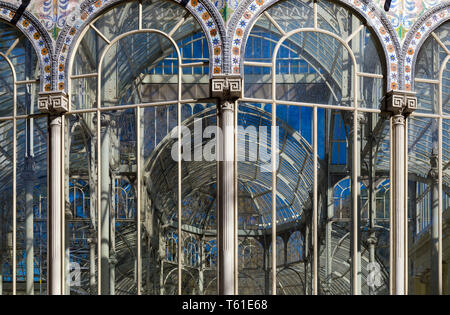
(211, 76, 241, 295)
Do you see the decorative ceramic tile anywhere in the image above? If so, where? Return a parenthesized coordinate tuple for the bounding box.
(403, 5, 449, 91)
(229, 0, 402, 90)
(215, 0, 238, 22)
(1, 0, 79, 40)
(2, 0, 450, 92)
(54, 0, 224, 91)
(0, 3, 54, 90)
(373, 0, 443, 41)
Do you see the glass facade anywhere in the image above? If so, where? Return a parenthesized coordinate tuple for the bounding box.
(0, 0, 448, 295)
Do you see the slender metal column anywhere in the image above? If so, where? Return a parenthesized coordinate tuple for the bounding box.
(325, 184, 333, 294)
(382, 90, 417, 295)
(393, 114, 406, 294)
(110, 177, 116, 296)
(324, 110, 333, 295)
(429, 153, 439, 294)
(345, 111, 362, 295)
(0, 256, 2, 295)
(38, 91, 69, 295)
(88, 233, 96, 294)
(218, 100, 235, 295)
(49, 115, 63, 295)
(368, 114, 378, 295)
(64, 125, 72, 295)
(65, 211, 71, 295)
(199, 238, 204, 295)
(24, 158, 35, 295)
(159, 228, 165, 295)
(100, 114, 111, 295)
(211, 76, 241, 295)
(264, 241, 270, 294)
(304, 223, 310, 294)
(23, 40, 35, 296)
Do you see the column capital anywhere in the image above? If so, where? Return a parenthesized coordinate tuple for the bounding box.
(381, 90, 417, 117)
(92, 112, 116, 128)
(49, 115, 62, 126)
(110, 251, 118, 266)
(21, 156, 35, 181)
(38, 91, 69, 114)
(367, 234, 378, 246)
(210, 75, 242, 101)
(392, 114, 406, 126)
(87, 230, 97, 245)
(428, 153, 439, 181)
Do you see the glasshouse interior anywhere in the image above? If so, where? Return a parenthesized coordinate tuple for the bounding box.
(0, 0, 449, 295)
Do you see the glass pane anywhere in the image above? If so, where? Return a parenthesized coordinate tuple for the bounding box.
(107, 110, 138, 295)
(444, 118, 450, 295)
(65, 112, 97, 295)
(17, 83, 39, 116)
(318, 109, 352, 295)
(0, 56, 14, 117)
(355, 30, 383, 76)
(264, 0, 314, 33)
(408, 116, 438, 295)
(275, 32, 352, 106)
(236, 102, 314, 294)
(443, 61, 449, 115)
(415, 81, 439, 114)
(237, 102, 275, 295)
(0, 120, 14, 294)
(359, 77, 383, 109)
(358, 112, 390, 295)
(72, 27, 107, 76)
(141, 104, 179, 295)
(71, 77, 97, 110)
(0, 21, 40, 84)
(415, 22, 449, 81)
(243, 66, 272, 99)
(101, 33, 177, 107)
(93, 2, 139, 42)
(15, 118, 47, 295)
(178, 103, 217, 295)
(142, 0, 189, 34)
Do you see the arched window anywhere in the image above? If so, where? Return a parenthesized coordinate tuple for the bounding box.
(183, 236, 199, 267)
(238, 237, 264, 294)
(240, 0, 389, 295)
(408, 21, 449, 295)
(165, 231, 178, 262)
(0, 19, 47, 295)
(287, 231, 303, 263)
(66, 0, 211, 295)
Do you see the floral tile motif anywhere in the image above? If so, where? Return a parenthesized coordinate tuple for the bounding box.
(403, 6, 449, 91)
(0, 5, 53, 90)
(1, 0, 446, 42)
(373, 0, 443, 41)
(2, 0, 449, 92)
(2, 0, 79, 40)
(35, 0, 79, 39)
(215, 0, 239, 23)
(230, 0, 403, 90)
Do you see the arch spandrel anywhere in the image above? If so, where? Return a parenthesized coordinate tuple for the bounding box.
(402, 3, 450, 91)
(0, 1, 54, 91)
(227, 0, 401, 91)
